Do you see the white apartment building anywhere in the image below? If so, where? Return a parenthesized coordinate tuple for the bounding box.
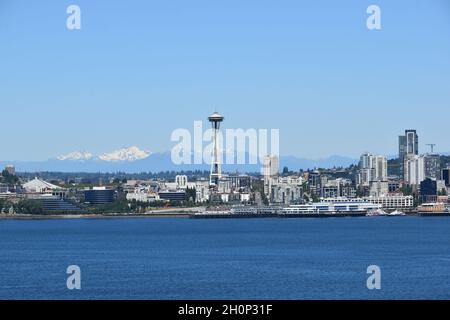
(369, 181, 389, 197)
(270, 176, 304, 205)
(126, 187, 160, 203)
(194, 180, 210, 203)
(175, 175, 188, 188)
(363, 195, 414, 210)
(263, 154, 279, 195)
(405, 155, 425, 185)
(358, 153, 387, 187)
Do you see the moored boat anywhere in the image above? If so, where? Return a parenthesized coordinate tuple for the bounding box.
(388, 210, 406, 216)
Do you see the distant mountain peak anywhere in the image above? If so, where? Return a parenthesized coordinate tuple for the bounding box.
(98, 146, 150, 162)
(57, 151, 93, 161)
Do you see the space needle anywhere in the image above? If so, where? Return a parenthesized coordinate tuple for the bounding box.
(208, 111, 224, 188)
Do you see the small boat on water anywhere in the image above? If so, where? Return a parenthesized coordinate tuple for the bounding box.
(366, 208, 388, 217)
(388, 210, 406, 216)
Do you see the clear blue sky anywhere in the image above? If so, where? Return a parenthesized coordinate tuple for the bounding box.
(1, 0, 450, 161)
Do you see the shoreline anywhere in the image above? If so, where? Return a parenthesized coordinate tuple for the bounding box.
(0, 212, 193, 220)
(0, 206, 205, 220)
(1, 212, 449, 220)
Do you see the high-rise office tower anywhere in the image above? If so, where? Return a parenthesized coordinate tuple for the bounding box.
(399, 129, 419, 179)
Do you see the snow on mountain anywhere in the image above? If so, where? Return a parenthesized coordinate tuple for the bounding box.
(57, 151, 93, 161)
(98, 146, 150, 162)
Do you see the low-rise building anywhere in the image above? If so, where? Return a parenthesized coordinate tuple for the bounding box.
(321, 196, 414, 211)
(84, 187, 115, 205)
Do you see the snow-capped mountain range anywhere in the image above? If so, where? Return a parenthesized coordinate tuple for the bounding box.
(57, 147, 151, 162)
(57, 151, 94, 161)
(1, 147, 359, 173)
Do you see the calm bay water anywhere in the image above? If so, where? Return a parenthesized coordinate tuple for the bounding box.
(0, 216, 449, 300)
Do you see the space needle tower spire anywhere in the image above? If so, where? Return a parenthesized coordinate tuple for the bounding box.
(208, 111, 224, 187)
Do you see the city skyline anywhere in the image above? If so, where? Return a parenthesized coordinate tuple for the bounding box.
(1, 1, 450, 161)
(2, 0, 450, 304)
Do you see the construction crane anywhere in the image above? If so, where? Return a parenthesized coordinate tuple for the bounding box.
(426, 144, 436, 154)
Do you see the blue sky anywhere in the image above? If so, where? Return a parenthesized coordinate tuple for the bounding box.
(1, 0, 450, 161)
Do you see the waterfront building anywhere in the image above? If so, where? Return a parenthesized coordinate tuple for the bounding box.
(126, 187, 160, 203)
(321, 196, 414, 211)
(84, 187, 115, 205)
(364, 195, 414, 210)
(158, 190, 186, 202)
(27, 194, 82, 213)
(23, 177, 67, 198)
(282, 201, 381, 215)
(417, 202, 447, 213)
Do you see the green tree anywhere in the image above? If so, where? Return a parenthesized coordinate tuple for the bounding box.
(186, 187, 196, 203)
(400, 185, 413, 196)
(15, 200, 44, 215)
(1, 170, 19, 185)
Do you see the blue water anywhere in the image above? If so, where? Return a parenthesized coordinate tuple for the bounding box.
(0, 217, 449, 300)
